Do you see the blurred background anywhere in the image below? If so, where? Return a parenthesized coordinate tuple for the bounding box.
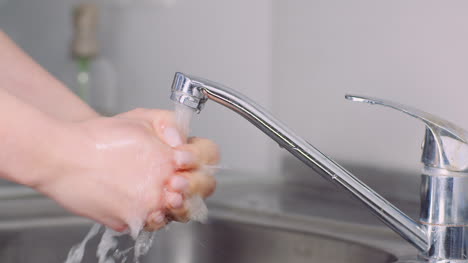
(1, 0, 468, 203)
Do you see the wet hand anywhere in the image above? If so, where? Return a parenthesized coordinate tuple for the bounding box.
(145, 136, 219, 230)
(35, 108, 219, 235)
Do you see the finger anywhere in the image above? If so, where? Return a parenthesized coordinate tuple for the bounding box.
(173, 150, 196, 170)
(165, 190, 184, 209)
(163, 189, 191, 223)
(144, 211, 167, 232)
(120, 108, 174, 127)
(166, 194, 210, 223)
(121, 109, 184, 147)
(175, 137, 220, 170)
(166, 202, 190, 223)
(167, 175, 190, 193)
(178, 170, 217, 198)
(148, 110, 185, 147)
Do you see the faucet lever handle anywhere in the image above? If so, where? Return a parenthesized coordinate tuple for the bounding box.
(346, 94, 468, 172)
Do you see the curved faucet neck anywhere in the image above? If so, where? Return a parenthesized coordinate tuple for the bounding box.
(170, 72, 429, 252)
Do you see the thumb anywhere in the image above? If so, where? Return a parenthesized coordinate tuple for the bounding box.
(119, 108, 184, 147)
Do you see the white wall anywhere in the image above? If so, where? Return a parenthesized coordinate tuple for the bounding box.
(273, 0, 468, 178)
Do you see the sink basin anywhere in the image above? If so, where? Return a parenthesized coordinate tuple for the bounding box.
(0, 178, 417, 263)
(0, 217, 396, 263)
(145, 219, 396, 263)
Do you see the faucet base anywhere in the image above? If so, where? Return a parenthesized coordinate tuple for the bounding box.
(420, 170, 468, 261)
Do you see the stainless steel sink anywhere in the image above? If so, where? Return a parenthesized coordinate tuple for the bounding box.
(0, 178, 417, 263)
(0, 218, 396, 263)
(149, 219, 399, 263)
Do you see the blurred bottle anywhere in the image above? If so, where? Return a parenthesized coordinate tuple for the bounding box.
(61, 2, 117, 116)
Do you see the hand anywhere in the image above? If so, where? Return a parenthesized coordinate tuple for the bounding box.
(35, 108, 219, 235)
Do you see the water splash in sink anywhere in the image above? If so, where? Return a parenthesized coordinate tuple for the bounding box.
(65, 223, 101, 263)
(64, 224, 157, 263)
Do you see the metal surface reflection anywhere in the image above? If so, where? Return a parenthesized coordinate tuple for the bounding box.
(170, 72, 468, 262)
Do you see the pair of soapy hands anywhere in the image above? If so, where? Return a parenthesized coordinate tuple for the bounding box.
(38, 109, 219, 234)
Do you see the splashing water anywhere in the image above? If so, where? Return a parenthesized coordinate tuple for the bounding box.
(97, 227, 121, 263)
(64, 224, 156, 263)
(133, 231, 155, 261)
(65, 224, 101, 263)
(186, 195, 208, 223)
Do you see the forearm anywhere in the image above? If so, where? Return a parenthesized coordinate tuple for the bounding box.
(0, 88, 63, 187)
(0, 31, 99, 121)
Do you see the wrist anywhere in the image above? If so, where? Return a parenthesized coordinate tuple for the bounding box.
(0, 88, 93, 192)
(17, 118, 69, 189)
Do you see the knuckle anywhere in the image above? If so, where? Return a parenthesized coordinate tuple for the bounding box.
(188, 137, 221, 163)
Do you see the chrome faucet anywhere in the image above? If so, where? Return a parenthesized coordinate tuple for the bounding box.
(170, 72, 468, 262)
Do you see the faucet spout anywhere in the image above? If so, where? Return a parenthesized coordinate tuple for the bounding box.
(170, 72, 429, 252)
